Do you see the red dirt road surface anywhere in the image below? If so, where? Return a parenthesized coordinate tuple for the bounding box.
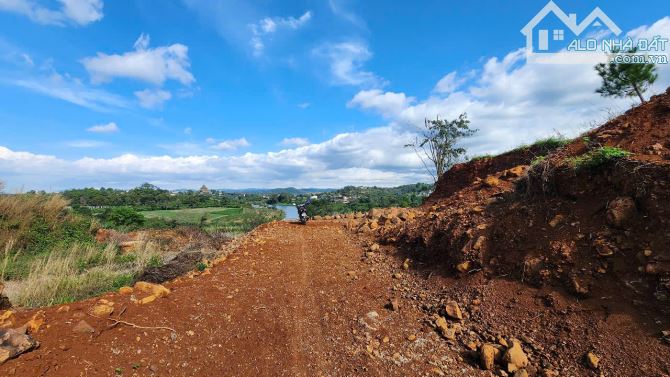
(3, 219, 670, 376)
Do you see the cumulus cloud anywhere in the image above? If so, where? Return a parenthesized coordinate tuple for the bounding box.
(134, 88, 172, 109)
(281, 137, 309, 147)
(86, 122, 118, 133)
(81, 34, 195, 86)
(349, 18, 670, 156)
(0, 0, 103, 26)
(0, 126, 426, 190)
(211, 138, 251, 151)
(313, 41, 387, 88)
(249, 11, 311, 56)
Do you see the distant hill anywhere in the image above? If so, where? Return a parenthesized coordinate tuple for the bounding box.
(215, 187, 337, 195)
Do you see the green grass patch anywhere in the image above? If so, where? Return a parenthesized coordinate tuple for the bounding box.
(141, 206, 282, 234)
(568, 146, 631, 170)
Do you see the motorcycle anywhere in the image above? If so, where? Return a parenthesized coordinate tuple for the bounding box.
(297, 203, 308, 224)
(296, 196, 316, 225)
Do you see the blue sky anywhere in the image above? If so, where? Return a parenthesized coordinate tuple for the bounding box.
(0, 0, 669, 190)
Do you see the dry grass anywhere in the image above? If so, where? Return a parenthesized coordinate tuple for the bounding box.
(0, 193, 73, 251)
(7, 234, 162, 308)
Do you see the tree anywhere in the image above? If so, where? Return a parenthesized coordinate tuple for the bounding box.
(0, 180, 4, 193)
(595, 47, 658, 103)
(405, 113, 477, 182)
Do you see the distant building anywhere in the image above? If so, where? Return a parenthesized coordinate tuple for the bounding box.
(200, 185, 210, 194)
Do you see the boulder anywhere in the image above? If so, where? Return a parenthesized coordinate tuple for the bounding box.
(0, 328, 38, 364)
(502, 340, 529, 372)
(134, 281, 170, 298)
(72, 320, 95, 334)
(444, 301, 463, 320)
(91, 301, 114, 317)
(480, 343, 502, 370)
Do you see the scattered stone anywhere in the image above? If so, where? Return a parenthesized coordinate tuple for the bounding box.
(402, 259, 410, 271)
(388, 299, 400, 312)
(392, 272, 403, 279)
(456, 261, 471, 273)
(571, 277, 590, 296)
(118, 286, 133, 295)
(134, 281, 170, 298)
(444, 301, 463, 320)
(606, 197, 636, 228)
(473, 236, 487, 251)
(548, 214, 565, 228)
(56, 305, 70, 313)
(502, 340, 529, 373)
(593, 238, 616, 257)
(513, 369, 529, 377)
(72, 320, 95, 334)
(480, 343, 501, 370)
(407, 334, 416, 341)
(434, 316, 456, 340)
(643, 249, 653, 257)
(369, 243, 380, 252)
(0, 328, 38, 364)
(91, 301, 114, 317)
(22, 312, 44, 334)
(484, 176, 501, 187)
(585, 352, 600, 369)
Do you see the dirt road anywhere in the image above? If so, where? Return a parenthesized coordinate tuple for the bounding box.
(0, 221, 457, 376)
(3, 220, 670, 376)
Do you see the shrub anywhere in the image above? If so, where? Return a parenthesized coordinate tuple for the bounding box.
(568, 146, 631, 170)
(99, 207, 145, 230)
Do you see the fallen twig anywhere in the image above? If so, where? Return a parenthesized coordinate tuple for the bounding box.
(87, 310, 176, 333)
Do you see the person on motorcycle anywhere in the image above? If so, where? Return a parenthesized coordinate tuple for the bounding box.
(296, 196, 316, 224)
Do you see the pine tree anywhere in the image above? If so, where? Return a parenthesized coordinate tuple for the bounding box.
(595, 47, 658, 103)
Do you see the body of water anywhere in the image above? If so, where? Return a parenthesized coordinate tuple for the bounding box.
(274, 204, 299, 220)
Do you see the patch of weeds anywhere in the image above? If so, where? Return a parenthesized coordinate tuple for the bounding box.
(532, 136, 570, 153)
(147, 255, 163, 268)
(568, 146, 631, 170)
(470, 154, 493, 162)
(531, 155, 546, 166)
(196, 262, 207, 272)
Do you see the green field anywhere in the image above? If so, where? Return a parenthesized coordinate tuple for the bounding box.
(141, 206, 282, 233)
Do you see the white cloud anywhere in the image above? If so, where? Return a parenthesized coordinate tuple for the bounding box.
(134, 88, 172, 109)
(7, 70, 129, 112)
(433, 71, 474, 94)
(0, 0, 103, 26)
(64, 139, 108, 148)
(328, 0, 365, 29)
(297, 102, 310, 109)
(349, 18, 670, 156)
(86, 122, 118, 133)
(183, 127, 192, 135)
(348, 89, 415, 119)
(0, 125, 427, 190)
(81, 34, 195, 86)
(249, 11, 311, 56)
(313, 41, 387, 88)
(281, 137, 309, 147)
(212, 138, 251, 151)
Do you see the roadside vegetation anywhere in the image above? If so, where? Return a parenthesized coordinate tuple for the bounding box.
(0, 185, 281, 308)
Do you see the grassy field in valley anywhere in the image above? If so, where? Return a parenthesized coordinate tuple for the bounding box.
(141, 206, 282, 233)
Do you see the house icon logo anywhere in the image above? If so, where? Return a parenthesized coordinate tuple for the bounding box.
(521, 1, 622, 58)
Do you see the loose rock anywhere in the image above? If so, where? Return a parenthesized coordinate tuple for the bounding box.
(444, 301, 463, 320)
